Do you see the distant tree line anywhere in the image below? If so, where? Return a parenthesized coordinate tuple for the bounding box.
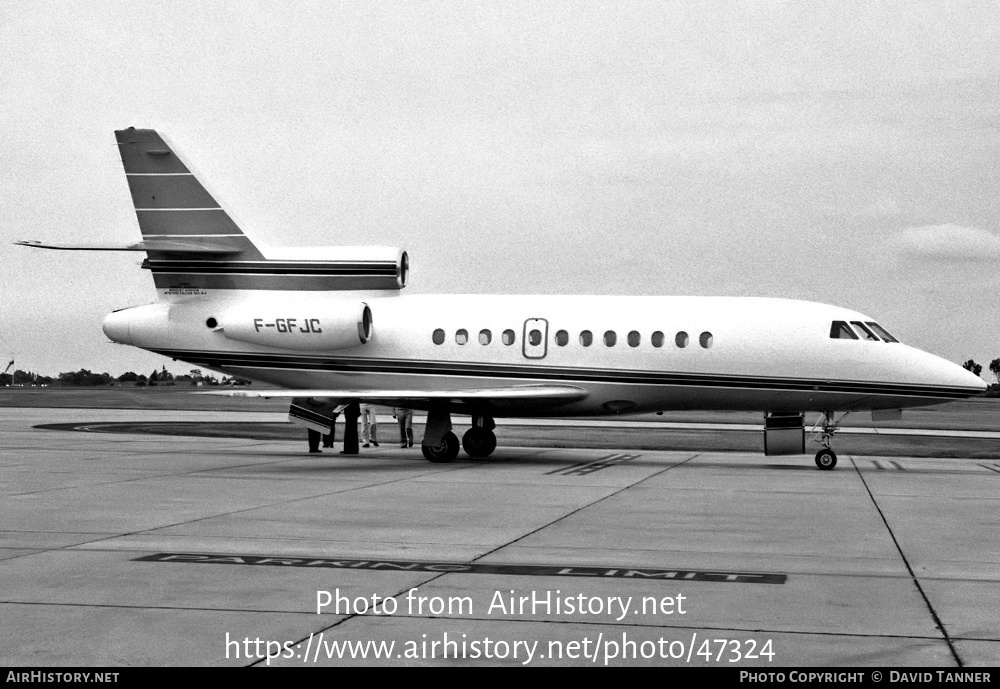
(2, 365, 251, 387)
(1, 369, 55, 386)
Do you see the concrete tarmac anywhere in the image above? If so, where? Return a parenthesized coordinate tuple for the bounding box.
(1, 407, 998, 667)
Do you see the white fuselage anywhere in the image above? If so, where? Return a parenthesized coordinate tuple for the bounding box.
(102, 292, 985, 416)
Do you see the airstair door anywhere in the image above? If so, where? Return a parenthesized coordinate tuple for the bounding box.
(522, 318, 548, 359)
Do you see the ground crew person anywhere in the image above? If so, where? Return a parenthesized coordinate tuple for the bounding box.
(292, 397, 334, 453)
(341, 402, 361, 455)
(360, 403, 379, 447)
(394, 407, 413, 448)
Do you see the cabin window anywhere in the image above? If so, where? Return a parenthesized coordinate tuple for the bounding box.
(604, 330, 617, 347)
(555, 330, 569, 346)
(432, 328, 445, 345)
(675, 331, 689, 348)
(528, 329, 542, 346)
(456, 329, 468, 345)
(829, 321, 858, 340)
(851, 321, 880, 341)
(579, 330, 593, 347)
(700, 331, 713, 348)
(479, 329, 492, 345)
(627, 330, 641, 347)
(866, 322, 899, 343)
(502, 329, 515, 345)
(651, 331, 664, 348)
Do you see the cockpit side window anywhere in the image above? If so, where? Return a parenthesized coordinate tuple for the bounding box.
(850, 321, 880, 341)
(865, 322, 899, 343)
(829, 321, 858, 340)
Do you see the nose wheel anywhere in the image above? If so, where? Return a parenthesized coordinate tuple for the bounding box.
(814, 448, 837, 470)
(811, 411, 846, 470)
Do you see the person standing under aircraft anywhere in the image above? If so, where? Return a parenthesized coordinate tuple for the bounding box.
(341, 403, 361, 455)
(295, 397, 331, 454)
(307, 427, 322, 453)
(394, 407, 414, 448)
(360, 403, 379, 448)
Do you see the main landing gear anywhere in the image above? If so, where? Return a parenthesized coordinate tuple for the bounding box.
(812, 411, 847, 470)
(462, 416, 497, 458)
(422, 432, 459, 463)
(420, 409, 497, 463)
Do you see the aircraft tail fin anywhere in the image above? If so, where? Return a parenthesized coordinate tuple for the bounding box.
(19, 129, 409, 293)
(115, 127, 265, 261)
(115, 128, 407, 292)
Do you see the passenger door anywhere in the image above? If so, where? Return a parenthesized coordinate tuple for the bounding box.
(522, 318, 548, 359)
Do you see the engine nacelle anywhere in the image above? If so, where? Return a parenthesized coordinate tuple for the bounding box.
(220, 301, 372, 351)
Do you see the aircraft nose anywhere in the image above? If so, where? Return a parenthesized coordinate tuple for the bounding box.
(899, 345, 988, 398)
(939, 355, 988, 394)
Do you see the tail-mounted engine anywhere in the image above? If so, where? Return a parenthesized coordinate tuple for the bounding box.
(219, 300, 373, 351)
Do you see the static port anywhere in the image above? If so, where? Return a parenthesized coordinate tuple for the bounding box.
(206, 317, 218, 328)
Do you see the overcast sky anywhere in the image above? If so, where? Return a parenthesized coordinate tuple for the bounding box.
(2, 1, 999, 378)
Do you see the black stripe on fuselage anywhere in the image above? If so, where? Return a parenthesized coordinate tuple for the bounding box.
(148, 349, 979, 400)
(150, 274, 401, 291)
(143, 260, 399, 276)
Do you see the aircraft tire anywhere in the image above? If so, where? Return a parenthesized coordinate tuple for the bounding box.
(462, 428, 497, 458)
(815, 449, 837, 470)
(422, 432, 460, 463)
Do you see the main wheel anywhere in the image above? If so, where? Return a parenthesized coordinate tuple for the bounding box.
(462, 428, 498, 458)
(815, 448, 837, 470)
(421, 432, 460, 463)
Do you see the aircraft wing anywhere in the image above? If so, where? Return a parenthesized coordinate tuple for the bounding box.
(198, 384, 588, 411)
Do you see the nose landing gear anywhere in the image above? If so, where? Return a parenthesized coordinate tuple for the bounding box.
(815, 448, 837, 470)
(812, 411, 847, 470)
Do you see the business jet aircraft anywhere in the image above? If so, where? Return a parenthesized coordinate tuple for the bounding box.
(18, 128, 986, 469)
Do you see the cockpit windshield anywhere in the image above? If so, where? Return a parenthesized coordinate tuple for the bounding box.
(851, 321, 880, 341)
(829, 321, 858, 339)
(865, 321, 899, 343)
(829, 320, 900, 343)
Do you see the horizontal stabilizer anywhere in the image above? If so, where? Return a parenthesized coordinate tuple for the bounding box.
(15, 239, 241, 254)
